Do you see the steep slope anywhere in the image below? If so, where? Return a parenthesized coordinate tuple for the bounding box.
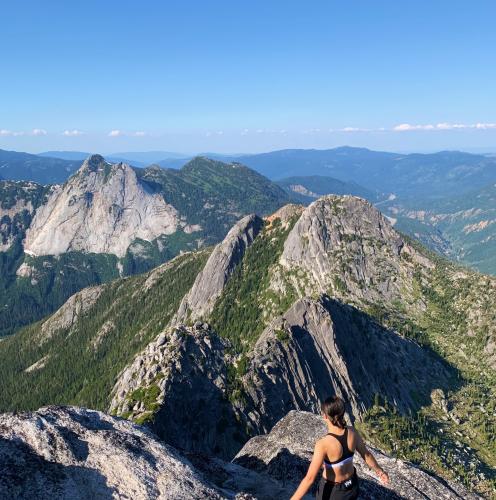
(174, 213, 264, 323)
(140, 156, 290, 241)
(388, 182, 496, 275)
(0, 251, 209, 411)
(0, 406, 223, 500)
(0, 149, 81, 184)
(109, 323, 242, 458)
(238, 297, 452, 432)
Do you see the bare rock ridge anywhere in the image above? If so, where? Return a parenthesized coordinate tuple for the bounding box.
(238, 296, 452, 433)
(23, 155, 186, 257)
(110, 196, 455, 459)
(111, 297, 452, 460)
(0, 406, 479, 499)
(235, 411, 481, 499)
(174, 214, 264, 323)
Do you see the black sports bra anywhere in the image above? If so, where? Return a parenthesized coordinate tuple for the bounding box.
(323, 428, 355, 468)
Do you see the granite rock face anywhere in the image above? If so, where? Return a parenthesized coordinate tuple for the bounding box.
(0, 406, 223, 500)
(23, 155, 183, 257)
(174, 214, 264, 323)
(234, 411, 481, 500)
(111, 295, 451, 461)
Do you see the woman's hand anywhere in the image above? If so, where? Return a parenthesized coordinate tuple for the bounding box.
(377, 468, 389, 484)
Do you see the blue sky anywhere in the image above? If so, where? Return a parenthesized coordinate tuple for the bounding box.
(1, 0, 495, 154)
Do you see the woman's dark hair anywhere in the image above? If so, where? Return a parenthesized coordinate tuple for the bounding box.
(322, 396, 346, 429)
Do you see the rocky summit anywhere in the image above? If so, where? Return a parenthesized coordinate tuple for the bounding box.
(0, 406, 480, 500)
(0, 154, 289, 336)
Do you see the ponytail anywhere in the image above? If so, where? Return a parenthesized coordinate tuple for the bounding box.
(322, 395, 346, 429)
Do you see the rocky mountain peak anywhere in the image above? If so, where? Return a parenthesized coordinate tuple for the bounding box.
(79, 154, 107, 173)
(23, 157, 182, 257)
(273, 195, 424, 309)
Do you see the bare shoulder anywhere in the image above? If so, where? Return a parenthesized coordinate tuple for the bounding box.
(316, 435, 328, 447)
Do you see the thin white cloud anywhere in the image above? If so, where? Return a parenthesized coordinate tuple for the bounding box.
(62, 129, 84, 136)
(474, 122, 496, 130)
(109, 130, 148, 137)
(240, 128, 249, 136)
(341, 126, 369, 132)
(31, 128, 48, 136)
(328, 127, 371, 132)
(394, 122, 496, 132)
(2, 128, 48, 136)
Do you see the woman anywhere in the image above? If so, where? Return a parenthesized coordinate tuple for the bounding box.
(291, 396, 389, 500)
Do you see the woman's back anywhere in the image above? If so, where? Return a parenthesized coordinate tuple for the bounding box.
(321, 426, 357, 482)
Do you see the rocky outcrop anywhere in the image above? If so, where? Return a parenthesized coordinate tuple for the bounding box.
(174, 214, 263, 323)
(234, 410, 481, 499)
(110, 323, 243, 458)
(23, 155, 183, 257)
(111, 295, 451, 460)
(37, 285, 104, 344)
(238, 296, 452, 434)
(0, 406, 223, 500)
(278, 195, 427, 305)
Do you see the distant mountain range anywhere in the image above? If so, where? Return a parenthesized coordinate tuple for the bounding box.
(4, 146, 496, 199)
(39, 150, 190, 167)
(3, 146, 496, 274)
(159, 147, 496, 198)
(0, 149, 81, 184)
(386, 181, 496, 274)
(276, 175, 384, 203)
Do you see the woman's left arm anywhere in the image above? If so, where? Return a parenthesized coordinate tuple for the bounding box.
(290, 440, 325, 500)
